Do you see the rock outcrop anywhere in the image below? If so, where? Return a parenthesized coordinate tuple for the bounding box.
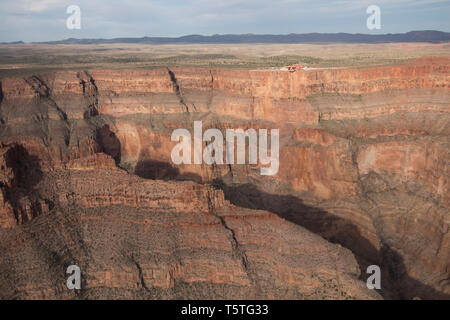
(0, 163, 378, 299)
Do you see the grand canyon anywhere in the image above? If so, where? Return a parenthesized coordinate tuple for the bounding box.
(0, 41, 448, 300)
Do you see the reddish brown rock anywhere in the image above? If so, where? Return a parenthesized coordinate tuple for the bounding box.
(0, 57, 448, 299)
(0, 167, 379, 300)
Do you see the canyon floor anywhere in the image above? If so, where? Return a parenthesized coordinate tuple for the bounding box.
(0, 43, 448, 300)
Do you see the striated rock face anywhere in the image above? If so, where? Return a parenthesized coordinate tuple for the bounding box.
(0, 57, 448, 299)
(0, 165, 378, 300)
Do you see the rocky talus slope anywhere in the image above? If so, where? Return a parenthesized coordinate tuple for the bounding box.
(0, 57, 448, 299)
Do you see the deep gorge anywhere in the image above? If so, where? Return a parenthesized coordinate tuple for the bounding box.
(0, 57, 448, 299)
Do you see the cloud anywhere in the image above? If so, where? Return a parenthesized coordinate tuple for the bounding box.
(27, 0, 67, 13)
(2, 0, 68, 13)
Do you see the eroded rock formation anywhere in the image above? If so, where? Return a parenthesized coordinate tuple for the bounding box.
(0, 164, 379, 299)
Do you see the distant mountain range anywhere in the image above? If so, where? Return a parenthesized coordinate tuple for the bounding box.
(0, 41, 25, 45)
(2, 30, 450, 45)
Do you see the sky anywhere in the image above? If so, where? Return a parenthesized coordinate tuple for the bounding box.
(0, 0, 449, 42)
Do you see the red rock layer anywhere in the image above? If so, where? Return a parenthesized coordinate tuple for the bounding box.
(0, 164, 379, 300)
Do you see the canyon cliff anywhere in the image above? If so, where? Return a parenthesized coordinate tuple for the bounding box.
(0, 57, 448, 299)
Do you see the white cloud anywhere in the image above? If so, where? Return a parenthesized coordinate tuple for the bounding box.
(1, 0, 69, 13)
(27, 0, 67, 12)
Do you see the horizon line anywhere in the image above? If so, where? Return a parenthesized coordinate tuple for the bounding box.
(1, 30, 449, 45)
